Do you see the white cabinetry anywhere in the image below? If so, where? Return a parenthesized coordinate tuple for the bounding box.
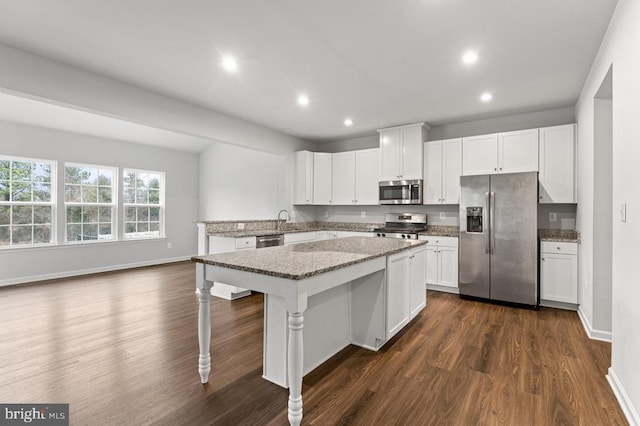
(420, 236, 459, 293)
(293, 151, 314, 205)
(462, 129, 538, 176)
(539, 124, 577, 203)
(379, 123, 428, 181)
(423, 138, 461, 204)
(313, 153, 332, 204)
(284, 231, 317, 246)
(331, 149, 380, 205)
(386, 246, 427, 340)
(540, 241, 578, 308)
(208, 236, 254, 299)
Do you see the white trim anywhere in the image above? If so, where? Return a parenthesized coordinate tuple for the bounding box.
(426, 284, 460, 294)
(577, 306, 612, 342)
(0, 255, 190, 287)
(607, 367, 640, 426)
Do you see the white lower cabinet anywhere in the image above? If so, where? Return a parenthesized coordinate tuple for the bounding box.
(421, 236, 459, 293)
(208, 236, 253, 300)
(284, 231, 317, 246)
(386, 245, 427, 340)
(540, 241, 578, 308)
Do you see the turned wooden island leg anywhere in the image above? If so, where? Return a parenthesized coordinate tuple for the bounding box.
(196, 286, 212, 384)
(287, 311, 304, 426)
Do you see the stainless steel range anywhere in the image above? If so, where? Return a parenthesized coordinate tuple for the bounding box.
(374, 213, 427, 239)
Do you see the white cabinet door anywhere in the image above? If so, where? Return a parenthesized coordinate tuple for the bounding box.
(498, 128, 539, 173)
(331, 151, 356, 205)
(293, 151, 314, 205)
(425, 244, 439, 285)
(441, 138, 461, 204)
(541, 252, 578, 303)
(355, 148, 380, 205)
(539, 124, 576, 203)
(386, 251, 411, 340)
(462, 134, 498, 176)
(380, 129, 402, 180)
(423, 141, 442, 204)
(400, 126, 424, 180)
(438, 246, 459, 288)
(313, 153, 332, 204)
(410, 246, 427, 319)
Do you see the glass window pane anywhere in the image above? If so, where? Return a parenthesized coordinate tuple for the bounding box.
(98, 169, 113, 186)
(34, 183, 51, 202)
(82, 167, 98, 185)
(0, 160, 9, 180)
(99, 224, 112, 238)
(33, 163, 51, 183)
(137, 222, 149, 233)
(83, 224, 98, 240)
(149, 207, 160, 221)
(67, 224, 81, 241)
(81, 185, 97, 203)
(136, 189, 148, 203)
(12, 182, 32, 202)
(12, 225, 32, 244)
(11, 162, 32, 181)
(149, 222, 160, 233)
(12, 206, 32, 225)
(123, 172, 136, 188)
(137, 207, 149, 221)
(33, 206, 51, 224)
(125, 222, 136, 234)
(33, 225, 51, 243)
(98, 187, 112, 203)
(65, 185, 81, 202)
(149, 190, 160, 204)
(123, 188, 135, 203)
(65, 166, 82, 184)
(0, 225, 9, 245)
(125, 207, 136, 221)
(0, 180, 9, 201)
(0, 205, 9, 225)
(148, 176, 160, 189)
(83, 206, 98, 223)
(99, 207, 112, 223)
(67, 206, 82, 223)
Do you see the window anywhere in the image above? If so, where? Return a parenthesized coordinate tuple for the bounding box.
(0, 157, 55, 247)
(123, 169, 164, 239)
(64, 163, 116, 242)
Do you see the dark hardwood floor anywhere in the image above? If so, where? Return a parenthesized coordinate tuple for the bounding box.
(0, 262, 627, 425)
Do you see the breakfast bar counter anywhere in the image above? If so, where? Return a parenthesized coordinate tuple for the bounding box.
(191, 236, 426, 425)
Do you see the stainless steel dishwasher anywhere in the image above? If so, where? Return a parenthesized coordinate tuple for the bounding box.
(255, 234, 284, 248)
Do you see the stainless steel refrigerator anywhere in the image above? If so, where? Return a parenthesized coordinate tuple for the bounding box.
(459, 172, 538, 306)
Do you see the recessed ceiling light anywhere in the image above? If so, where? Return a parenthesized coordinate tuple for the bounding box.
(480, 92, 493, 102)
(221, 55, 238, 73)
(344, 118, 353, 126)
(297, 94, 310, 107)
(462, 50, 478, 65)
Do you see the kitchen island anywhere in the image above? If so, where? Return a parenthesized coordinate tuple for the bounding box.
(191, 236, 427, 426)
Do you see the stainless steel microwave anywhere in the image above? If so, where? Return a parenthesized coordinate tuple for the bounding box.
(378, 179, 423, 205)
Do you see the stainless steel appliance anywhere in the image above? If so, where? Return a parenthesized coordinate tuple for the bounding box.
(374, 213, 427, 239)
(459, 172, 538, 307)
(379, 179, 423, 205)
(256, 234, 284, 248)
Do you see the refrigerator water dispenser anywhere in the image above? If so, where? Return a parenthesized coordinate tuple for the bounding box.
(466, 207, 483, 233)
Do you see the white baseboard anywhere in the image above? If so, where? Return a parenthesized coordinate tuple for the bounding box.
(607, 367, 640, 426)
(0, 256, 191, 287)
(577, 306, 612, 342)
(426, 284, 460, 294)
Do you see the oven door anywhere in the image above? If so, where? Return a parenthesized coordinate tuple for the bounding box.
(378, 180, 423, 205)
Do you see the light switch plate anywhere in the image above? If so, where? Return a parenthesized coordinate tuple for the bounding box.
(440, 212, 446, 220)
(621, 202, 627, 222)
(324, 211, 329, 218)
(237, 223, 245, 230)
(361, 211, 366, 218)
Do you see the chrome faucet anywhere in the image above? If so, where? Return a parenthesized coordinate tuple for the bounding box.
(276, 209, 290, 231)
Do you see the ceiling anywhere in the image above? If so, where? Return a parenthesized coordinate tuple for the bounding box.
(0, 0, 618, 143)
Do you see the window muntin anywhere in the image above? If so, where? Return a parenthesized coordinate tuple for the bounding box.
(0, 157, 55, 246)
(123, 169, 164, 239)
(64, 163, 116, 242)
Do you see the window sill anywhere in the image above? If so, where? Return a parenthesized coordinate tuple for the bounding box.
(0, 236, 168, 253)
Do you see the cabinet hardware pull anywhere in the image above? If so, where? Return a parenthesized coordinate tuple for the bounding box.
(494, 168, 497, 171)
(557, 247, 561, 250)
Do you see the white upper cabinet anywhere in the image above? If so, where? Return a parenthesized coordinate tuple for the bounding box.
(462, 129, 538, 176)
(293, 151, 314, 205)
(379, 123, 428, 181)
(355, 148, 380, 205)
(331, 151, 356, 205)
(539, 124, 577, 203)
(313, 152, 332, 204)
(423, 138, 461, 204)
(498, 128, 539, 173)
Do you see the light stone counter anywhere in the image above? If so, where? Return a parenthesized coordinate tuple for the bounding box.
(192, 236, 426, 280)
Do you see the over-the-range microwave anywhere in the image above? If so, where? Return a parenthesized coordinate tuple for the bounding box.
(378, 179, 423, 205)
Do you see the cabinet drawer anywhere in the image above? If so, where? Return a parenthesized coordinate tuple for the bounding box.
(424, 236, 458, 247)
(235, 237, 256, 249)
(540, 241, 577, 255)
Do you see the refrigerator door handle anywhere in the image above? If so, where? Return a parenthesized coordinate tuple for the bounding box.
(485, 192, 490, 253)
(490, 191, 496, 254)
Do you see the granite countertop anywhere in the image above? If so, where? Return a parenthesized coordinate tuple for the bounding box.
(192, 236, 426, 280)
(418, 225, 459, 238)
(207, 222, 382, 238)
(539, 229, 580, 243)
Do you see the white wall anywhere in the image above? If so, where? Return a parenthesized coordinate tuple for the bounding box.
(575, 0, 640, 422)
(305, 204, 460, 227)
(0, 120, 199, 285)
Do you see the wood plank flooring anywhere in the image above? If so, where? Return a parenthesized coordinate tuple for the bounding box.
(0, 262, 627, 425)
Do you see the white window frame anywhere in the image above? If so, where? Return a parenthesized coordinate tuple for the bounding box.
(0, 155, 57, 249)
(63, 162, 118, 244)
(122, 168, 165, 240)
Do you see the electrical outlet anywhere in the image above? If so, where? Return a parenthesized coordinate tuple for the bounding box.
(549, 213, 557, 222)
(361, 211, 366, 218)
(237, 223, 245, 230)
(324, 211, 329, 218)
(440, 212, 446, 220)
(167, 242, 172, 249)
